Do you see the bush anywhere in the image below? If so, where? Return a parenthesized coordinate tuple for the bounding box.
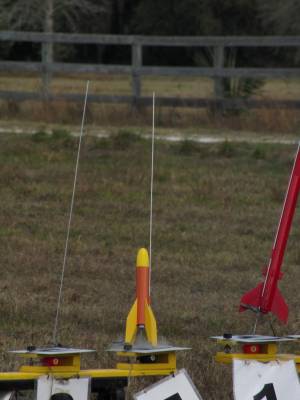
(112, 129, 141, 150)
(51, 128, 74, 148)
(31, 130, 49, 143)
(177, 139, 199, 155)
(252, 144, 267, 160)
(218, 140, 235, 157)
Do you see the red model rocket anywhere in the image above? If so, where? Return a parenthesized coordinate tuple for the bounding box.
(240, 144, 300, 323)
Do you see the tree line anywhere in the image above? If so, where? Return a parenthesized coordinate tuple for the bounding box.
(0, 0, 298, 64)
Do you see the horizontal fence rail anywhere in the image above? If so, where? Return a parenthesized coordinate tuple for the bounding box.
(1, 31, 300, 46)
(0, 31, 299, 109)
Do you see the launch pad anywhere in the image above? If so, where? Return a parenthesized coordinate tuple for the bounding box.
(0, 343, 185, 399)
(212, 335, 300, 373)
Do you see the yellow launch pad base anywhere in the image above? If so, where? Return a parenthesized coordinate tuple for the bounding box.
(0, 347, 177, 383)
(213, 335, 300, 373)
(116, 350, 177, 375)
(215, 350, 300, 373)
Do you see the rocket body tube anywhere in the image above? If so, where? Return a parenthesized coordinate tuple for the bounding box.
(136, 263, 149, 326)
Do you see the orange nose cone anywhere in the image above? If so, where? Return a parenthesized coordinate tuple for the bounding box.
(136, 248, 149, 268)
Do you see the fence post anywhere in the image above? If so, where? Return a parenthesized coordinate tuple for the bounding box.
(131, 40, 142, 103)
(41, 40, 52, 99)
(213, 45, 224, 100)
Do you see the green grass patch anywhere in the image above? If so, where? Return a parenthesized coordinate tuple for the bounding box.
(0, 133, 299, 398)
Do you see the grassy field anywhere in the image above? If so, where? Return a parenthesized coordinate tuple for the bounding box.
(1, 130, 300, 398)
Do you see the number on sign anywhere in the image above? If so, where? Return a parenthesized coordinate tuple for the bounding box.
(165, 394, 183, 400)
(254, 383, 277, 400)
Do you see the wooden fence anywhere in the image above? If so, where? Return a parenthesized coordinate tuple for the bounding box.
(0, 31, 300, 108)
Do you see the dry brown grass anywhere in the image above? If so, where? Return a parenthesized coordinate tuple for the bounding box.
(1, 132, 300, 398)
(0, 100, 300, 136)
(0, 73, 300, 134)
(0, 73, 299, 100)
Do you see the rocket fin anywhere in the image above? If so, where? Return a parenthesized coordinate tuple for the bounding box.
(239, 283, 263, 313)
(271, 287, 288, 324)
(125, 300, 137, 344)
(145, 303, 157, 346)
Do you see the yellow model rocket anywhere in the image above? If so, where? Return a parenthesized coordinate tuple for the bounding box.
(125, 248, 157, 346)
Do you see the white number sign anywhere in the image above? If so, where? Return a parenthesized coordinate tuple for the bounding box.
(37, 376, 90, 400)
(233, 359, 300, 400)
(134, 369, 203, 400)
